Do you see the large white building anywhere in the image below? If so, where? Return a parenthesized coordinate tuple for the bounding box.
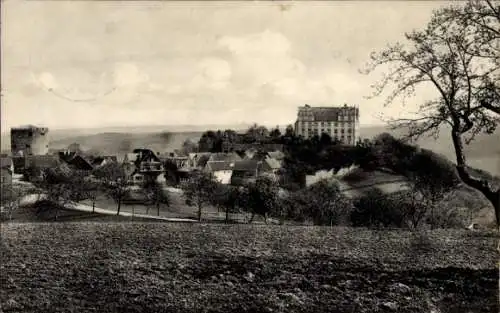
(294, 104, 360, 145)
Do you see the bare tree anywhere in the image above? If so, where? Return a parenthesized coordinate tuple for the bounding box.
(363, 0, 500, 228)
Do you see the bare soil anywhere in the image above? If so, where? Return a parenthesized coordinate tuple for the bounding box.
(1, 223, 498, 313)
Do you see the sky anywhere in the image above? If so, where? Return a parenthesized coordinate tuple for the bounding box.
(1, 0, 454, 132)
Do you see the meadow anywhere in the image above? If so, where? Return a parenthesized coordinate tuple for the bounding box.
(1, 223, 498, 313)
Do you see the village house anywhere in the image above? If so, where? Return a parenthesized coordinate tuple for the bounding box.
(159, 151, 189, 169)
(230, 159, 275, 186)
(123, 148, 165, 185)
(60, 153, 94, 173)
(204, 161, 235, 184)
(24, 155, 61, 179)
(207, 152, 242, 163)
(0, 156, 14, 185)
(187, 152, 211, 169)
(91, 155, 118, 168)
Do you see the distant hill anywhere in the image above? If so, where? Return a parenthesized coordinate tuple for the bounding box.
(49, 131, 204, 160)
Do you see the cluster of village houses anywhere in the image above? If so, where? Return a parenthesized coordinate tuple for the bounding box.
(0, 142, 285, 188)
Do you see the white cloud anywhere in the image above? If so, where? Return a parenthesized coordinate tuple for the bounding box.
(218, 30, 342, 104)
(112, 62, 150, 88)
(191, 57, 232, 91)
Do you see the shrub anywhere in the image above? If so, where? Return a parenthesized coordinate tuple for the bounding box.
(350, 189, 407, 228)
(284, 179, 352, 226)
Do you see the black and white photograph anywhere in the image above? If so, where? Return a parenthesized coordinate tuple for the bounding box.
(1, 0, 499, 312)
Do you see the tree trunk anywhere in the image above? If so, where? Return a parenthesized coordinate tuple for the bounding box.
(117, 199, 121, 216)
(157, 202, 160, 216)
(197, 202, 202, 222)
(225, 206, 230, 224)
(451, 130, 500, 229)
(249, 212, 255, 224)
(92, 198, 95, 213)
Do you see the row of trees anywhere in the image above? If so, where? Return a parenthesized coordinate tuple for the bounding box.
(180, 168, 464, 229)
(198, 124, 295, 152)
(19, 163, 170, 220)
(180, 171, 282, 223)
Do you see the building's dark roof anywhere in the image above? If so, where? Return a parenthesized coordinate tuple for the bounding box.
(0, 157, 13, 169)
(11, 124, 46, 130)
(206, 161, 235, 172)
(65, 154, 94, 171)
(232, 160, 262, 172)
(26, 155, 60, 169)
(299, 106, 359, 122)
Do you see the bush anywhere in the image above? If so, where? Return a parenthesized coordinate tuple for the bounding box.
(283, 179, 352, 226)
(350, 189, 407, 228)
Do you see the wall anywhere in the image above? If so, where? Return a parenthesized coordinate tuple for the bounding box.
(213, 170, 233, 184)
(11, 127, 49, 156)
(1, 168, 12, 185)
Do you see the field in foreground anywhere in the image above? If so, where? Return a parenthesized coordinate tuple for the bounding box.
(1, 223, 498, 313)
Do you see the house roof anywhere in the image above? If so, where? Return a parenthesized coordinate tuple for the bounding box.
(26, 155, 60, 169)
(64, 154, 94, 170)
(264, 157, 282, 170)
(267, 151, 285, 160)
(125, 153, 138, 162)
(102, 155, 118, 162)
(0, 157, 13, 169)
(300, 106, 359, 122)
(233, 160, 261, 172)
(196, 154, 211, 168)
(209, 152, 242, 162)
(174, 149, 188, 157)
(206, 161, 235, 172)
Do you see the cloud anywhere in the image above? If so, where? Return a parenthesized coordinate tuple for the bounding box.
(112, 62, 150, 88)
(218, 29, 344, 104)
(191, 57, 232, 91)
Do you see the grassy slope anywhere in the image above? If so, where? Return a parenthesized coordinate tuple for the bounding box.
(360, 125, 500, 176)
(339, 168, 497, 226)
(1, 223, 498, 313)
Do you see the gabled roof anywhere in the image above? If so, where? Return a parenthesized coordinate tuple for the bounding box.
(206, 161, 235, 172)
(65, 154, 94, 171)
(264, 157, 282, 170)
